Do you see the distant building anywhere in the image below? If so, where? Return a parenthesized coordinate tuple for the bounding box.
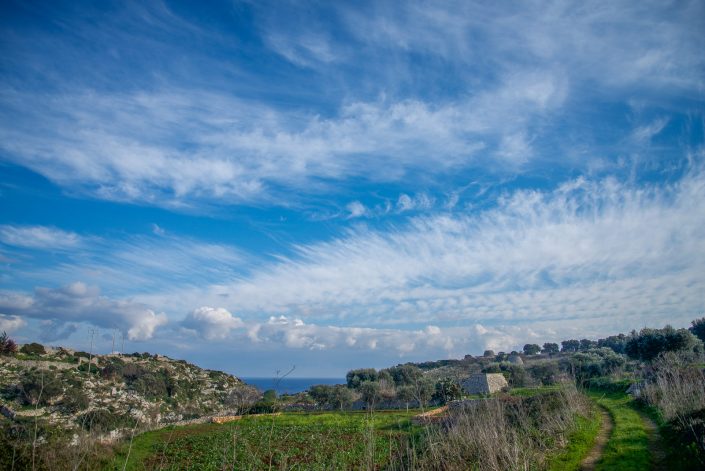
(461, 373, 509, 394)
(507, 354, 524, 365)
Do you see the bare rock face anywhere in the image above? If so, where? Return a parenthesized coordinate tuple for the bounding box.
(461, 373, 509, 394)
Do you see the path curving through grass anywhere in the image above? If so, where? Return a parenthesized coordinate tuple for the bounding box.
(586, 391, 652, 471)
(579, 406, 613, 471)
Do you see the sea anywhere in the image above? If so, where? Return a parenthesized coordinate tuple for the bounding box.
(241, 377, 344, 395)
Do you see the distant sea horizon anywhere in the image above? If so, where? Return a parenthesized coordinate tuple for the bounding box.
(242, 377, 344, 395)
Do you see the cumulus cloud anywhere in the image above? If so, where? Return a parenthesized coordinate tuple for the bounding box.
(0, 225, 82, 250)
(0, 314, 26, 333)
(0, 282, 167, 341)
(181, 306, 244, 340)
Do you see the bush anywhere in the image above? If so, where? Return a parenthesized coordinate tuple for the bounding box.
(19, 370, 62, 405)
(0, 331, 18, 355)
(20, 342, 46, 355)
(690, 317, 705, 344)
(77, 409, 136, 433)
(60, 390, 90, 413)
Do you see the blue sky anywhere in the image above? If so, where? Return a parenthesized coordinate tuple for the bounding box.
(1, 0, 704, 377)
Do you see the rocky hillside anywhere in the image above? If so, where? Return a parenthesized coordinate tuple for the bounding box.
(0, 343, 259, 437)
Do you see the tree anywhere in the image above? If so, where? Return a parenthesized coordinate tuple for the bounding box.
(433, 378, 462, 403)
(561, 340, 580, 352)
(625, 326, 700, 361)
(20, 342, 45, 355)
(597, 334, 628, 354)
(0, 331, 18, 355)
(542, 343, 559, 355)
(523, 344, 541, 355)
(382, 364, 423, 387)
(346, 368, 378, 389)
(483, 350, 495, 357)
(329, 385, 355, 410)
(690, 317, 705, 343)
(579, 339, 597, 350)
(358, 381, 381, 408)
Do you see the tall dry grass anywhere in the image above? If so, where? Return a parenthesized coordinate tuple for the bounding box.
(393, 384, 589, 471)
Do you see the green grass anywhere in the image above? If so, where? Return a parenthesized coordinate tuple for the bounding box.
(107, 410, 420, 470)
(587, 391, 651, 471)
(509, 385, 563, 397)
(545, 405, 602, 471)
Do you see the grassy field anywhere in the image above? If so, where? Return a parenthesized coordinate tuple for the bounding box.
(107, 410, 421, 470)
(587, 391, 651, 471)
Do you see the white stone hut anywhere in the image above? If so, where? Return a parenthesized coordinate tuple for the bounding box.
(507, 354, 524, 365)
(461, 373, 509, 395)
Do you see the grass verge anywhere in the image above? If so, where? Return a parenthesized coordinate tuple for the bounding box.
(545, 404, 601, 471)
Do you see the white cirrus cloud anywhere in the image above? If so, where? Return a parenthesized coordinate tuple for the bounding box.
(138, 169, 705, 340)
(0, 225, 82, 250)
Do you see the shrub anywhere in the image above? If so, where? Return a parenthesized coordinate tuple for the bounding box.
(20, 342, 46, 355)
(77, 409, 136, 433)
(0, 331, 18, 355)
(19, 370, 62, 405)
(433, 378, 462, 403)
(690, 317, 705, 344)
(60, 390, 90, 413)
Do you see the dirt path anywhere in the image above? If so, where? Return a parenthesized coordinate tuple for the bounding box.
(580, 406, 613, 471)
(639, 413, 668, 471)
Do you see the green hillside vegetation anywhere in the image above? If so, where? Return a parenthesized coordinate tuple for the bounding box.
(1, 316, 704, 469)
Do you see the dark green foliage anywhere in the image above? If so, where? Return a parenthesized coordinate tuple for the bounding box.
(262, 389, 277, 402)
(18, 370, 62, 405)
(433, 378, 462, 403)
(483, 349, 495, 357)
(542, 342, 559, 354)
(505, 364, 528, 387)
(59, 389, 90, 413)
(78, 408, 136, 433)
(561, 339, 580, 352)
(579, 339, 597, 350)
(625, 325, 700, 361)
(690, 317, 705, 344)
(527, 361, 560, 385)
(381, 364, 423, 387)
(660, 408, 705, 468)
(494, 351, 508, 362)
(597, 334, 629, 354)
(523, 343, 541, 355)
(567, 348, 626, 383)
(358, 381, 381, 406)
(345, 368, 378, 388)
(482, 363, 501, 373)
(20, 342, 46, 355)
(0, 331, 18, 355)
(308, 384, 355, 410)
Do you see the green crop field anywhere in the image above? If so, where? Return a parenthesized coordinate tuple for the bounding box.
(108, 410, 422, 470)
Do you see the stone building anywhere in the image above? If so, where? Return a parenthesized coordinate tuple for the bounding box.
(461, 373, 509, 394)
